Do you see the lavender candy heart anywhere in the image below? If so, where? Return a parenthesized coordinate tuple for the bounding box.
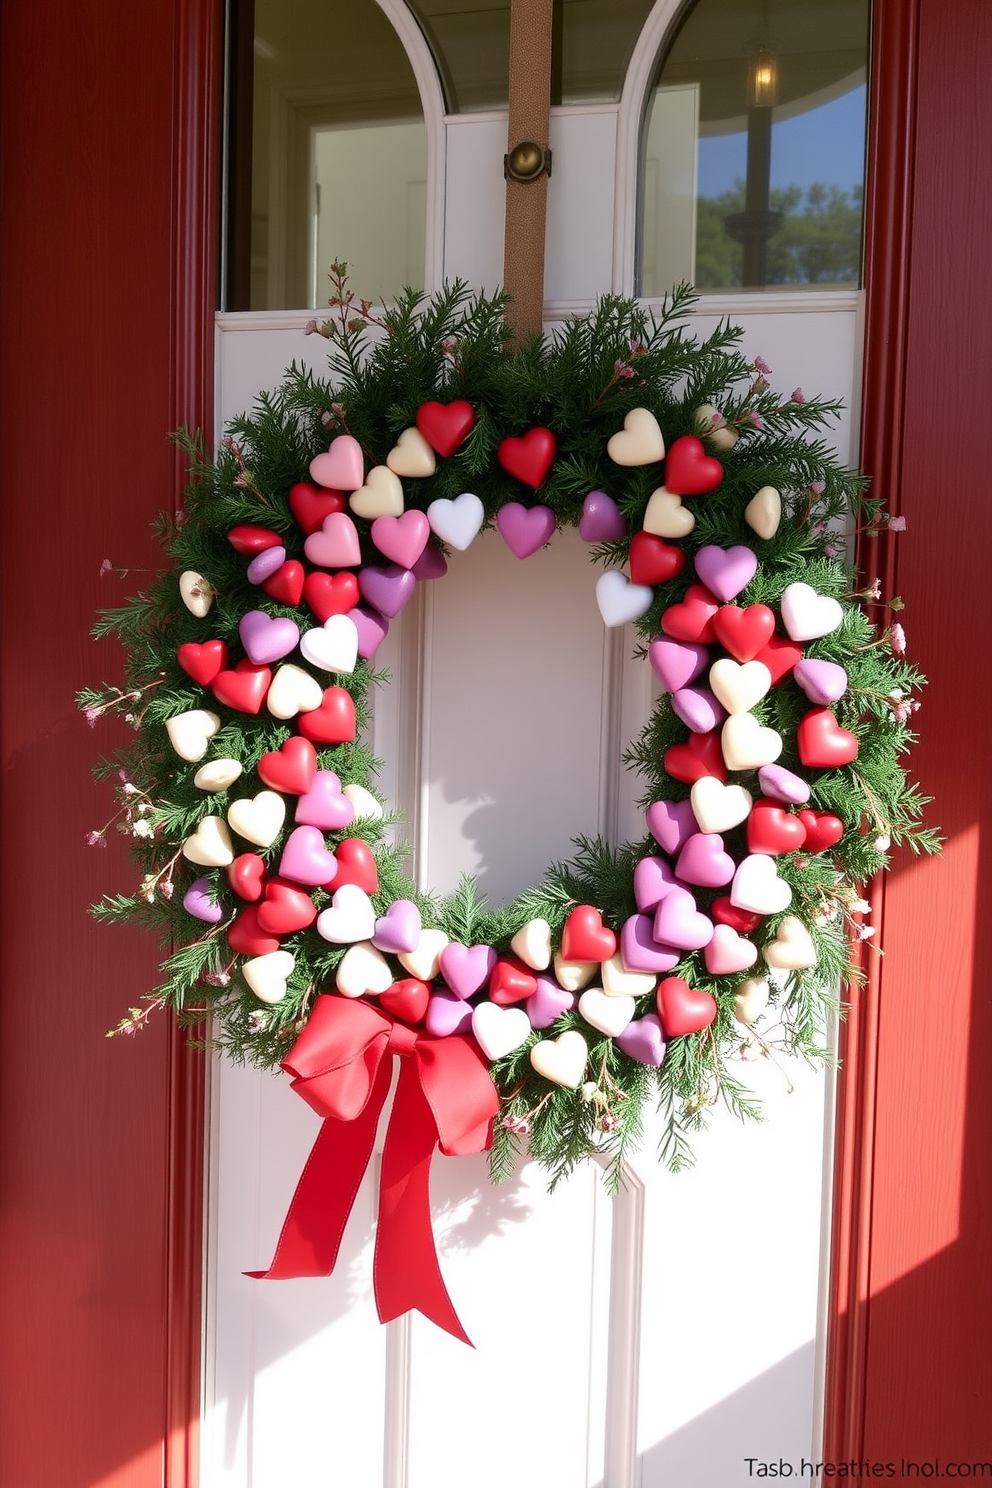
(278, 825, 338, 887)
(496, 502, 556, 559)
(239, 609, 300, 664)
(646, 797, 697, 856)
(617, 1013, 667, 1067)
(439, 942, 497, 1000)
(649, 637, 710, 693)
(653, 886, 714, 951)
(358, 564, 417, 619)
(694, 544, 758, 603)
(671, 686, 726, 734)
(633, 855, 681, 912)
(294, 770, 355, 831)
(675, 832, 736, 888)
(347, 605, 390, 660)
(526, 974, 576, 1029)
(579, 490, 627, 543)
(411, 541, 448, 581)
(371, 898, 423, 955)
(183, 876, 226, 923)
(620, 914, 681, 973)
(757, 763, 811, 806)
(426, 989, 475, 1038)
(793, 657, 849, 706)
(246, 545, 287, 584)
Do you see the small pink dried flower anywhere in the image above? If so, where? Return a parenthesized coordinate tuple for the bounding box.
(890, 622, 907, 657)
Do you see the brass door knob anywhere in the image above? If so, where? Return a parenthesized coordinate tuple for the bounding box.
(504, 141, 552, 183)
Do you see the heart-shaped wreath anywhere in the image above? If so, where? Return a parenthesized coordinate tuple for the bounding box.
(83, 274, 938, 1198)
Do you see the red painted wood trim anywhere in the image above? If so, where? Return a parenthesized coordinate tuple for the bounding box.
(822, 0, 921, 1461)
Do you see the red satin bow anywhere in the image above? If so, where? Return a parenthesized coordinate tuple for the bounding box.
(249, 995, 499, 1345)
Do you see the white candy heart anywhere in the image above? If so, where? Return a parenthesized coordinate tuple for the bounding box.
(722, 713, 783, 770)
(336, 941, 393, 998)
(578, 988, 635, 1037)
(596, 570, 653, 628)
(266, 664, 323, 719)
(510, 917, 552, 971)
(780, 582, 844, 642)
(243, 949, 295, 1004)
(642, 487, 695, 539)
(178, 569, 214, 617)
(744, 485, 781, 539)
(316, 884, 377, 944)
(349, 464, 404, 519)
(693, 404, 739, 452)
(530, 1029, 589, 1088)
(182, 815, 234, 867)
(553, 953, 598, 992)
(342, 783, 384, 821)
(601, 953, 656, 998)
(398, 927, 450, 980)
(762, 916, 817, 970)
(300, 615, 359, 674)
(730, 854, 793, 914)
(427, 492, 485, 550)
(166, 709, 221, 762)
(733, 976, 770, 1025)
(690, 776, 753, 834)
(471, 1002, 532, 1061)
(193, 758, 243, 793)
(386, 426, 437, 477)
(607, 407, 666, 467)
(709, 658, 772, 715)
(226, 790, 286, 848)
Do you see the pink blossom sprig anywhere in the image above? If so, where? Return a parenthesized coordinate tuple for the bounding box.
(82, 677, 165, 730)
(219, 435, 272, 509)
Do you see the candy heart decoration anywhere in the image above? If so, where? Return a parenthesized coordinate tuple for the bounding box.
(712, 897, 763, 933)
(632, 855, 680, 912)
(310, 434, 364, 491)
(262, 560, 306, 608)
(398, 927, 449, 981)
(415, 399, 475, 458)
(757, 764, 811, 806)
(721, 713, 783, 771)
(411, 542, 448, 581)
(693, 403, 739, 451)
(177, 640, 228, 686)
(578, 989, 635, 1038)
(266, 664, 323, 720)
(510, 918, 552, 971)
(226, 906, 281, 958)
(297, 686, 357, 744)
(228, 853, 266, 901)
(348, 605, 390, 660)
(675, 833, 736, 888)
(371, 899, 422, 955)
(316, 884, 377, 944)
(671, 687, 725, 734)
(288, 482, 346, 535)
(350, 465, 404, 520)
(380, 977, 431, 1026)
(496, 502, 556, 559)
(304, 512, 362, 569)
(496, 427, 556, 488)
(762, 916, 817, 970)
(303, 572, 360, 622)
(642, 488, 695, 539)
(601, 953, 656, 998)
(227, 790, 286, 849)
(561, 905, 617, 963)
(257, 879, 318, 934)
(358, 564, 416, 618)
(489, 957, 538, 1007)
(797, 707, 859, 767)
(183, 877, 226, 923)
(526, 976, 576, 1029)
(295, 771, 355, 831)
(579, 491, 626, 542)
(617, 1014, 667, 1067)
(552, 954, 599, 992)
(243, 950, 295, 1005)
(258, 736, 317, 796)
(744, 485, 781, 540)
(228, 524, 281, 555)
(690, 777, 753, 834)
(730, 854, 792, 914)
(660, 583, 719, 643)
(797, 809, 844, 853)
(471, 1002, 532, 1061)
(793, 658, 849, 706)
(239, 611, 300, 666)
(370, 510, 430, 570)
(628, 531, 685, 586)
(664, 730, 728, 784)
(648, 636, 709, 693)
(619, 914, 680, 973)
(278, 826, 338, 886)
(426, 492, 485, 550)
(426, 989, 475, 1038)
(694, 544, 758, 603)
(331, 838, 379, 894)
(336, 942, 393, 998)
(179, 570, 213, 617)
(439, 942, 497, 1000)
(300, 614, 359, 674)
(780, 582, 844, 642)
(385, 427, 436, 478)
(733, 976, 770, 1026)
(342, 783, 384, 821)
(704, 924, 758, 975)
(212, 661, 271, 715)
(606, 407, 665, 466)
(746, 800, 807, 855)
(653, 887, 714, 950)
(166, 709, 222, 762)
(709, 658, 772, 715)
(194, 758, 243, 793)
(657, 977, 717, 1036)
(711, 604, 776, 663)
(595, 571, 653, 627)
(646, 797, 698, 854)
(246, 546, 287, 585)
(529, 1030, 589, 1088)
(182, 815, 234, 867)
(663, 435, 723, 496)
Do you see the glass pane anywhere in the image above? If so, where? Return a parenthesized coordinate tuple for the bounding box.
(639, 0, 869, 295)
(229, 0, 426, 310)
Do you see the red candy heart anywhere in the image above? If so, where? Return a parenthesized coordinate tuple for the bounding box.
(262, 560, 305, 607)
(755, 635, 803, 684)
(629, 531, 686, 586)
(797, 707, 859, 768)
(661, 583, 720, 643)
(664, 730, 727, 784)
(489, 956, 538, 1007)
(257, 736, 318, 795)
(227, 905, 281, 957)
(711, 604, 776, 662)
(496, 427, 557, 489)
(712, 897, 763, 933)
(380, 977, 431, 1026)
(211, 659, 271, 714)
(415, 400, 476, 458)
(746, 799, 808, 856)
(330, 838, 379, 895)
(561, 905, 617, 963)
(303, 571, 361, 622)
(288, 481, 346, 535)
(228, 524, 283, 555)
(228, 853, 267, 902)
(177, 639, 229, 686)
(256, 879, 317, 935)
(657, 976, 717, 1037)
(797, 809, 844, 853)
(297, 686, 357, 744)
(663, 436, 723, 496)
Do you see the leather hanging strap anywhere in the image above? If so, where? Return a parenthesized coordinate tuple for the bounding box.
(503, 0, 554, 340)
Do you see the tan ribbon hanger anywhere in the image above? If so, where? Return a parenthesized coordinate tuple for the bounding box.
(503, 0, 555, 341)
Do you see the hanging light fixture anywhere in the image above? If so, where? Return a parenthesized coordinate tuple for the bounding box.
(747, 46, 779, 108)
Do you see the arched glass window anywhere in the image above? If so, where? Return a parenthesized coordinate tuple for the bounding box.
(639, 0, 869, 295)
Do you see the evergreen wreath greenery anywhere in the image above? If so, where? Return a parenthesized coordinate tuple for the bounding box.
(81, 268, 939, 1188)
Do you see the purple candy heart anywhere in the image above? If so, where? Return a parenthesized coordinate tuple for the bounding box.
(671, 686, 725, 734)
(633, 855, 681, 912)
(371, 898, 423, 955)
(694, 544, 758, 603)
(653, 886, 714, 950)
(757, 763, 811, 806)
(411, 541, 448, 581)
(247, 545, 287, 584)
(617, 1013, 667, 1067)
(304, 512, 361, 569)
(496, 502, 556, 559)
(347, 606, 390, 660)
(358, 564, 417, 618)
(294, 770, 355, 831)
(793, 657, 849, 706)
(579, 490, 626, 542)
(649, 637, 710, 692)
(675, 832, 736, 888)
(278, 825, 338, 886)
(370, 510, 430, 570)
(646, 797, 697, 855)
(426, 989, 476, 1038)
(620, 913, 681, 973)
(526, 974, 576, 1029)
(439, 942, 497, 1000)
(183, 876, 225, 923)
(239, 609, 300, 664)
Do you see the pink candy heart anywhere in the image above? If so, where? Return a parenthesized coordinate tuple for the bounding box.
(526, 974, 576, 1029)
(238, 610, 300, 664)
(649, 637, 710, 693)
(620, 914, 681, 973)
(371, 511, 430, 570)
(693, 544, 758, 603)
(646, 798, 697, 855)
(371, 898, 423, 954)
(247, 546, 287, 584)
(439, 943, 497, 1000)
(653, 886, 714, 950)
(793, 658, 849, 706)
(278, 825, 338, 886)
(426, 989, 475, 1038)
(617, 1013, 667, 1067)
(671, 686, 726, 734)
(578, 491, 626, 542)
(347, 605, 390, 659)
(495, 502, 556, 559)
(358, 564, 417, 618)
(309, 434, 364, 491)
(675, 832, 736, 888)
(757, 764, 811, 806)
(304, 512, 361, 569)
(294, 771, 355, 831)
(704, 923, 758, 975)
(633, 855, 681, 912)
